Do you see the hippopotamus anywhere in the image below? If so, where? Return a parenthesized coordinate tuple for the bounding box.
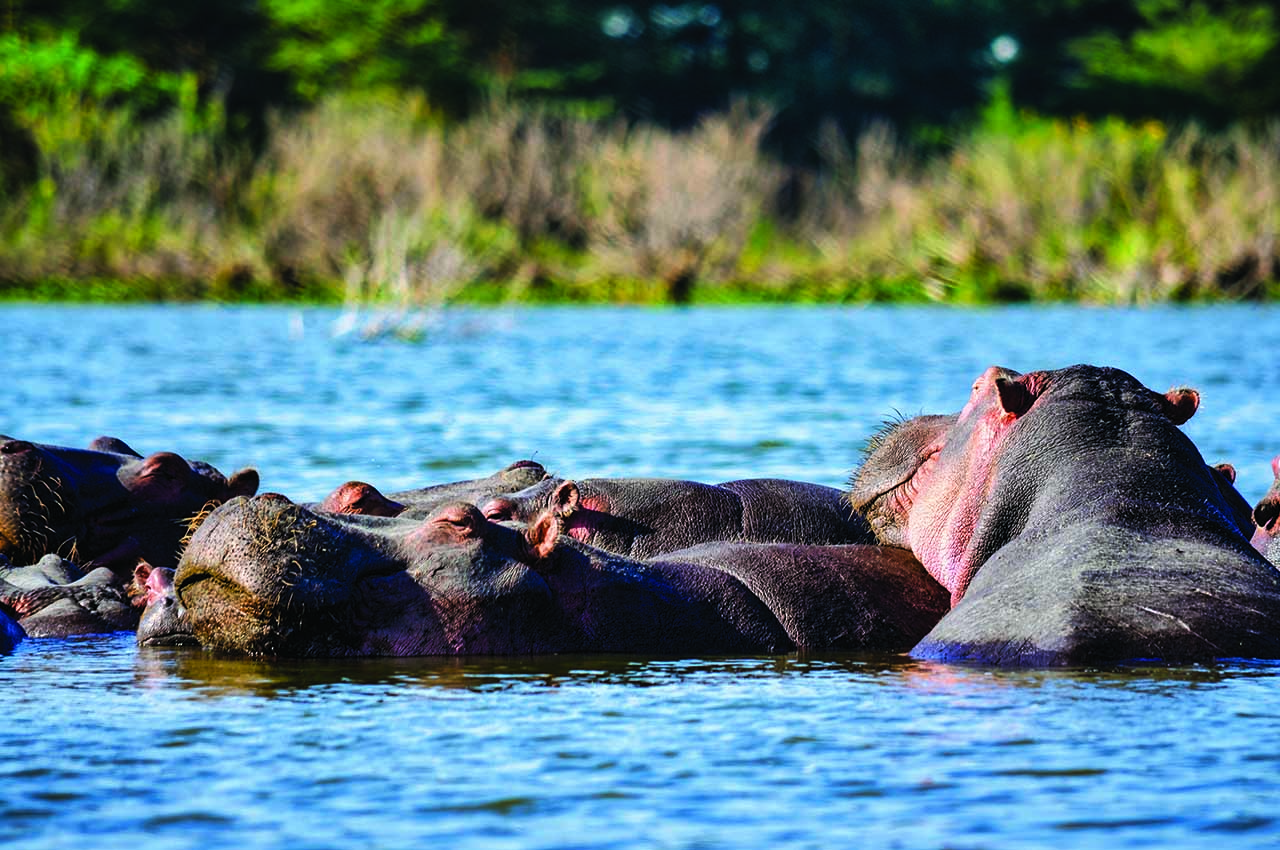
(1251, 456, 1280, 564)
(478, 476, 876, 558)
(0, 435, 259, 575)
(316, 460, 551, 517)
(134, 562, 198, 646)
(850, 364, 1280, 666)
(0, 553, 138, 636)
(169, 493, 948, 657)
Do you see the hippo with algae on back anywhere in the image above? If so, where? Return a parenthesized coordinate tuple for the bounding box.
(850, 364, 1280, 666)
(159, 493, 947, 657)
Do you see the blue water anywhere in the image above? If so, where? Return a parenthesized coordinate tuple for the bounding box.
(2, 304, 1279, 848)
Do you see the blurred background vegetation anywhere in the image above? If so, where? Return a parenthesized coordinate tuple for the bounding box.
(2, 0, 1279, 304)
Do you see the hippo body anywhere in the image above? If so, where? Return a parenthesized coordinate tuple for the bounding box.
(316, 460, 551, 517)
(481, 476, 876, 558)
(0, 436, 258, 575)
(851, 364, 1280, 666)
(0, 554, 138, 637)
(170, 495, 947, 657)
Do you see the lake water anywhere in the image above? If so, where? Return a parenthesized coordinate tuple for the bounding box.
(2, 304, 1279, 848)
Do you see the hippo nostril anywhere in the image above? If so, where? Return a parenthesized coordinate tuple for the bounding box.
(0, 440, 34, 455)
(1254, 498, 1280, 533)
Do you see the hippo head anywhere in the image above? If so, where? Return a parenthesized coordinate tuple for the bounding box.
(1251, 455, 1280, 563)
(0, 436, 258, 572)
(479, 476, 565, 524)
(324, 461, 553, 520)
(849, 414, 958, 549)
(317, 481, 407, 516)
(174, 495, 566, 656)
(852, 366, 1205, 604)
(134, 562, 199, 646)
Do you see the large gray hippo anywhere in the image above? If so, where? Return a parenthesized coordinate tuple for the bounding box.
(479, 476, 876, 557)
(316, 460, 551, 518)
(0, 435, 259, 575)
(850, 364, 1280, 666)
(161, 494, 948, 657)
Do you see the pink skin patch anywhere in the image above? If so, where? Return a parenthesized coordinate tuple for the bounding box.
(909, 367, 1046, 604)
(565, 495, 612, 543)
(145, 567, 175, 605)
(1250, 455, 1280, 554)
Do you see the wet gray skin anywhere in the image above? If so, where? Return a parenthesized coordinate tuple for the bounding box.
(478, 476, 876, 559)
(173, 494, 948, 658)
(0, 435, 258, 575)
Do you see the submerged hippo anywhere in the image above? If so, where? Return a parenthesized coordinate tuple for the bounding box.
(479, 476, 876, 558)
(134, 562, 198, 646)
(850, 364, 1280, 666)
(0, 553, 138, 637)
(1251, 456, 1280, 564)
(169, 494, 948, 657)
(316, 460, 551, 517)
(0, 436, 259, 574)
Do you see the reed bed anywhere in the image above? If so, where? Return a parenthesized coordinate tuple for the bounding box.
(2, 95, 1277, 303)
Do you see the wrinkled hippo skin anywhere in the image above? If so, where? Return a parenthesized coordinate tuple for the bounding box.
(1251, 455, 1280, 564)
(0, 553, 138, 637)
(316, 460, 550, 518)
(0, 435, 259, 574)
(172, 494, 948, 657)
(135, 562, 198, 646)
(480, 476, 875, 558)
(853, 364, 1280, 666)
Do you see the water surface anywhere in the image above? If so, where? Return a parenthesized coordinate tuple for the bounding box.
(2, 304, 1278, 848)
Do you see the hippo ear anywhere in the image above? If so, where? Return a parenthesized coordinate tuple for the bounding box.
(526, 511, 562, 560)
(129, 559, 155, 605)
(995, 377, 1034, 418)
(1213, 463, 1237, 484)
(1161, 387, 1199, 425)
(227, 468, 259, 498)
(551, 481, 581, 518)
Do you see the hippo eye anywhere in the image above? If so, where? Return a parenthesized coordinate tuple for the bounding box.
(482, 499, 516, 521)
